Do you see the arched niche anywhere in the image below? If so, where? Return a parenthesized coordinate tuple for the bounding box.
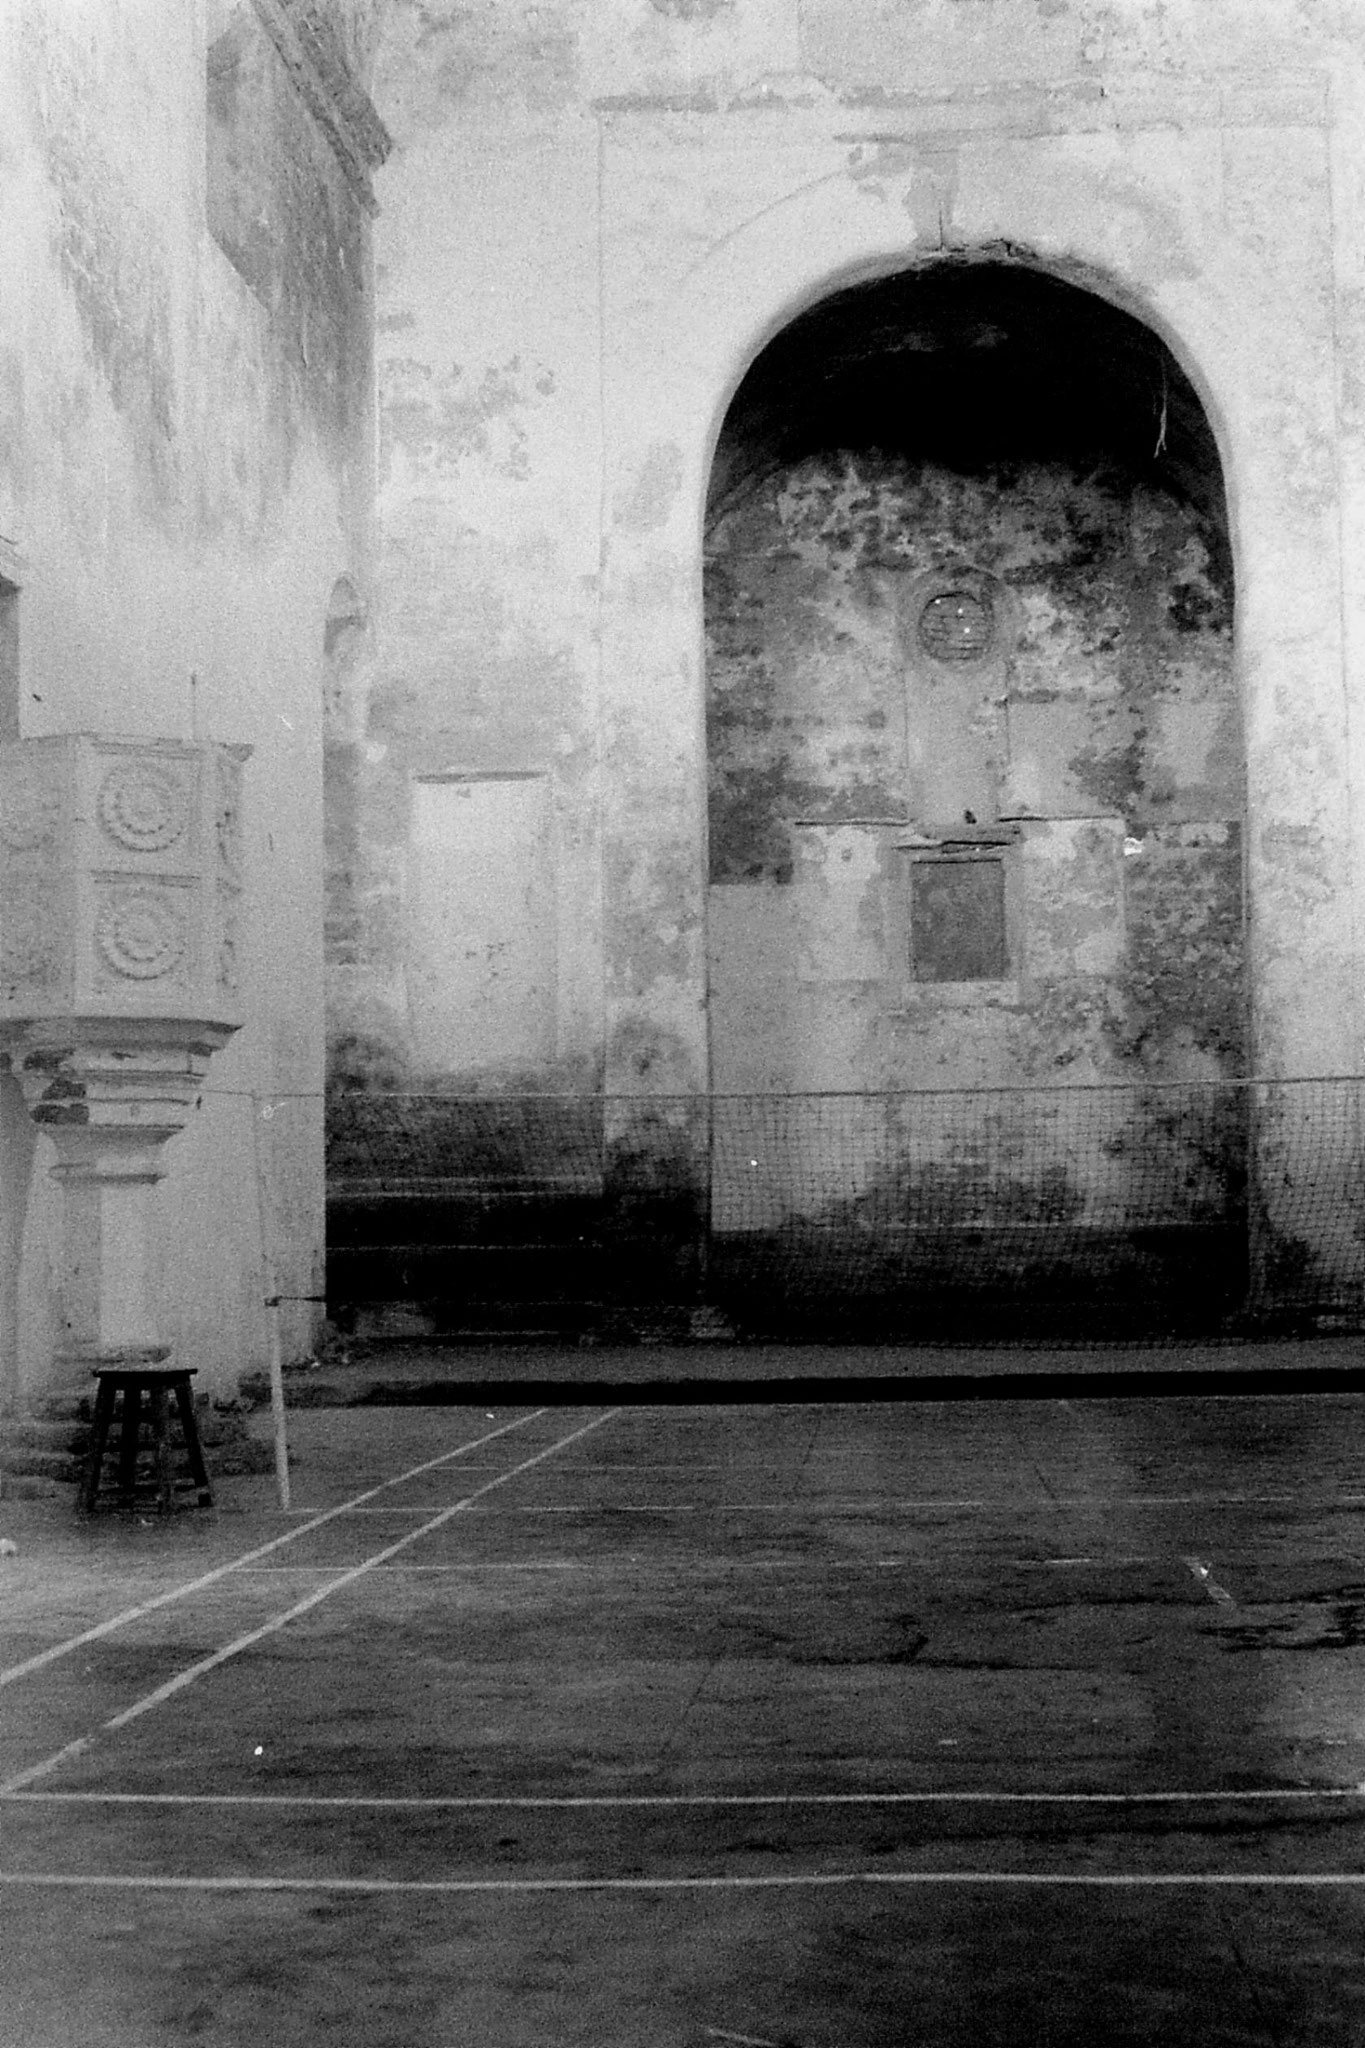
(704, 258, 1242, 1095)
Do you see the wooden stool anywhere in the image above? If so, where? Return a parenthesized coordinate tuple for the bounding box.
(80, 1366, 214, 1514)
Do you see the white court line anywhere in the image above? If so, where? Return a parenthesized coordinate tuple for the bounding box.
(3, 1869, 1365, 1894)
(207, 1549, 1363, 1576)
(1024, 1557, 1157, 1569)
(0, 1411, 618, 1797)
(275, 1500, 991, 1516)
(270, 1497, 977, 1517)
(282, 1494, 1365, 1516)
(454, 1501, 973, 1515)
(0, 1412, 545, 1692)
(214, 1551, 1196, 1576)
(1063, 1495, 1297, 1507)
(228, 1561, 591, 1574)
(214, 1562, 890, 1575)
(444, 1493, 1324, 1514)
(4, 1786, 1363, 1810)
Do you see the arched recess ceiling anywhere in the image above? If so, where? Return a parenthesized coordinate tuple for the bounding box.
(708, 261, 1228, 563)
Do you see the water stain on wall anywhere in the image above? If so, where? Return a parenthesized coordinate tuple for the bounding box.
(208, 8, 374, 465)
(707, 450, 1243, 1093)
(29, 15, 179, 515)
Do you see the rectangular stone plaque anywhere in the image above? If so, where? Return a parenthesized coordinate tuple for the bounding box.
(910, 857, 1007, 982)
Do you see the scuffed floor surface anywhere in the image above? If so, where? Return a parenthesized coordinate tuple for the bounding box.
(5, 1392, 1365, 2044)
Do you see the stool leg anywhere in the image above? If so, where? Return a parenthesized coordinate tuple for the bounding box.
(173, 1380, 214, 1508)
(116, 1382, 143, 1506)
(80, 1380, 117, 1513)
(150, 1381, 174, 1513)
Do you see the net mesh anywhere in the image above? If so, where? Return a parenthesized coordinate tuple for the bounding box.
(326, 1081, 1365, 1341)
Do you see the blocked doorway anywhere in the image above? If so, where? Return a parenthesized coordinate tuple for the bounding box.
(704, 261, 1248, 1333)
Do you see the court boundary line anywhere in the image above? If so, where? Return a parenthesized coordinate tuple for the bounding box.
(201, 1549, 1312, 1573)
(8, 1552, 1197, 1584)
(3, 1868, 1365, 1893)
(208, 1564, 1170, 1581)
(270, 1492, 1365, 1516)
(0, 1411, 546, 1692)
(4, 1786, 1362, 1810)
(0, 1411, 619, 1797)
(25, 1488, 1324, 1533)
(370, 1494, 1357, 1514)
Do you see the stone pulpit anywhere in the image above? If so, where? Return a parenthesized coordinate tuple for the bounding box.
(0, 736, 247, 1394)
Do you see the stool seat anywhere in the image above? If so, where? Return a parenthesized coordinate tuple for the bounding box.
(80, 1366, 214, 1514)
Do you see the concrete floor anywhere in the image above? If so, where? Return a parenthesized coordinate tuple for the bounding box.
(4, 1376, 1365, 2043)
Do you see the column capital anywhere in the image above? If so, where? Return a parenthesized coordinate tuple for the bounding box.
(3, 1016, 238, 1157)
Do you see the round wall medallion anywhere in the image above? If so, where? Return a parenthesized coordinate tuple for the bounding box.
(98, 761, 190, 853)
(918, 588, 995, 662)
(0, 766, 61, 851)
(96, 889, 187, 981)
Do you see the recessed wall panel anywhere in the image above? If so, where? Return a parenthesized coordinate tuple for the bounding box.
(406, 775, 554, 1074)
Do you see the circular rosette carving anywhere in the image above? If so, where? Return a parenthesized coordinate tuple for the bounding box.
(0, 762, 61, 852)
(98, 760, 190, 853)
(96, 888, 188, 981)
(918, 588, 995, 663)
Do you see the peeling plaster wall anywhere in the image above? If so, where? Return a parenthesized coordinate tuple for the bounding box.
(0, 0, 379, 1402)
(337, 104, 603, 1099)
(366, 0, 1365, 1278)
(206, 6, 374, 510)
(707, 454, 1243, 1095)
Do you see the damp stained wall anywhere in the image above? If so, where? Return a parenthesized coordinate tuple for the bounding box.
(0, 0, 382, 1403)
(366, 0, 1365, 1147)
(7, 1, 1365, 1373)
(337, 20, 605, 1099)
(706, 454, 1243, 1098)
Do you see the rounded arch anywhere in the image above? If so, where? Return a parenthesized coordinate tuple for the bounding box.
(700, 246, 1233, 560)
(663, 165, 1240, 573)
(701, 243, 1243, 1095)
